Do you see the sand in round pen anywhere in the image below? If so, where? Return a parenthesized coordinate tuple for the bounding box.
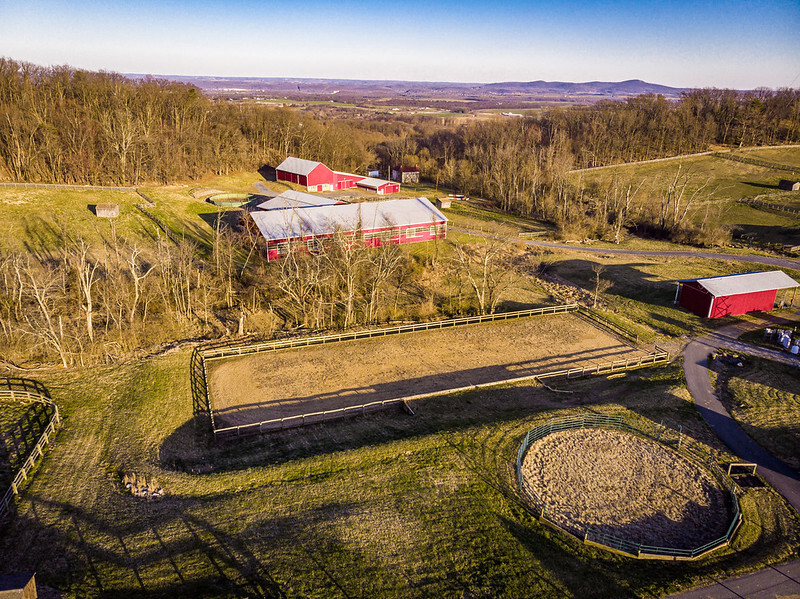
(521, 428, 730, 548)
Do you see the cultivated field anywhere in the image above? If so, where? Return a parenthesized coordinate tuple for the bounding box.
(207, 313, 648, 428)
(521, 428, 730, 548)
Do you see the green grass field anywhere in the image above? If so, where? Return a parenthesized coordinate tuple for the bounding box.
(0, 355, 797, 598)
(572, 147, 800, 248)
(715, 356, 800, 471)
(542, 251, 800, 341)
(0, 187, 149, 254)
(738, 147, 800, 168)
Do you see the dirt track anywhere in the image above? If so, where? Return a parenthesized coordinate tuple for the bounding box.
(207, 313, 646, 428)
(521, 428, 730, 548)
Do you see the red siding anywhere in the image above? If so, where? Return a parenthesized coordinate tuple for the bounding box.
(678, 281, 713, 317)
(710, 289, 778, 318)
(265, 221, 447, 260)
(276, 171, 307, 187)
(334, 173, 362, 190)
(305, 164, 335, 188)
(679, 281, 779, 318)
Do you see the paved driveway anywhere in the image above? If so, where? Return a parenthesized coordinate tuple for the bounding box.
(672, 313, 800, 598)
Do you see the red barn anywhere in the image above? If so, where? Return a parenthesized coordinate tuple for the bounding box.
(276, 157, 336, 192)
(249, 197, 447, 261)
(676, 271, 799, 318)
(356, 177, 400, 195)
(333, 171, 363, 191)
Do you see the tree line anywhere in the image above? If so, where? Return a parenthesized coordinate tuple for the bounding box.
(2, 58, 798, 190)
(0, 219, 534, 367)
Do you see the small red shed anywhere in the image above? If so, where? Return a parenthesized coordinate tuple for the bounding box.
(356, 177, 400, 195)
(676, 271, 799, 318)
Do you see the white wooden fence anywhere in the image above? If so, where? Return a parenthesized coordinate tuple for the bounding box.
(0, 390, 61, 521)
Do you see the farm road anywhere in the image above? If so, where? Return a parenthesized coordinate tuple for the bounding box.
(682, 313, 800, 513)
(672, 313, 800, 599)
(520, 240, 800, 271)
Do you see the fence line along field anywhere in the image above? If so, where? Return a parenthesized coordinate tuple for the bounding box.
(206, 313, 649, 429)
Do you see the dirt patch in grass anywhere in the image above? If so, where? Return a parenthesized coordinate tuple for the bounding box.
(207, 314, 647, 428)
(521, 428, 731, 549)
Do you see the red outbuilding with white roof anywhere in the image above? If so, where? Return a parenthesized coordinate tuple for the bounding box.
(250, 197, 447, 260)
(356, 177, 400, 195)
(676, 271, 799, 318)
(276, 157, 337, 191)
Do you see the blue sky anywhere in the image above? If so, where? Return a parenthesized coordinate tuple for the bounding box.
(1, 0, 798, 88)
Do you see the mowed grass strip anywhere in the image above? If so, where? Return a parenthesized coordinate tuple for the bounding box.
(716, 356, 800, 471)
(206, 313, 646, 428)
(0, 355, 797, 598)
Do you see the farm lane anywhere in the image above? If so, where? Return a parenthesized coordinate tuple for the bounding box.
(450, 227, 800, 270)
(672, 314, 800, 599)
(668, 558, 800, 598)
(682, 314, 800, 513)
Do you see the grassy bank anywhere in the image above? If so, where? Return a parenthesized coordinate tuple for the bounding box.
(714, 355, 800, 471)
(0, 357, 797, 598)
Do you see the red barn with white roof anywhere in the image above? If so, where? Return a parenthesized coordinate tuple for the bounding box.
(250, 197, 447, 261)
(356, 177, 400, 195)
(676, 271, 799, 318)
(276, 157, 336, 191)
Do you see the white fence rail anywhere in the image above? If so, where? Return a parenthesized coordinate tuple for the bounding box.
(0, 389, 61, 521)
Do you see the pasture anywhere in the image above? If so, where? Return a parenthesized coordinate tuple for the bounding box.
(715, 355, 800, 471)
(0, 354, 798, 597)
(572, 147, 800, 248)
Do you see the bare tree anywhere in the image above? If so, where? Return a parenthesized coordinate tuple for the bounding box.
(452, 239, 516, 315)
(75, 241, 101, 343)
(125, 244, 155, 324)
(20, 257, 71, 367)
(592, 264, 612, 308)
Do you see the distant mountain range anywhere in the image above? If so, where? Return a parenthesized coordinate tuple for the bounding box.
(129, 75, 689, 104)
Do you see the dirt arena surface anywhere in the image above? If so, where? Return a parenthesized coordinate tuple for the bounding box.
(207, 313, 647, 428)
(521, 428, 731, 548)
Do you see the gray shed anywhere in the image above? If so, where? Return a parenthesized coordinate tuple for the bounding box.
(96, 203, 120, 218)
(435, 198, 452, 209)
(778, 180, 800, 191)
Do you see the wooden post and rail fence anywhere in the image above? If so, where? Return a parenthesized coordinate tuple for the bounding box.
(0, 389, 61, 522)
(198, 304, 670, 439)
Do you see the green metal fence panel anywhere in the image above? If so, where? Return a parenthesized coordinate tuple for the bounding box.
(516, 413, 741, 560)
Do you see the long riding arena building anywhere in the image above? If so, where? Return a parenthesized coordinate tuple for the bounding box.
(250, 196, 447, 260)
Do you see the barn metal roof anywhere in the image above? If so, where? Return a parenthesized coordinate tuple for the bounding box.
(275, 156, 326, 176)
(250, 197, 447, 242)
(255, 190, 339, 210)
(680, 271, 800, 297)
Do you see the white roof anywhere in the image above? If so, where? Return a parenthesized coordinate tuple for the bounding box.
(683, 271, 800, 297)
(333, 171, 363, 180)
(276, 156, 327, 176)
(357, 177, 394, 189)
(250, 197, 447, 242)
(256, 190, 339, 210)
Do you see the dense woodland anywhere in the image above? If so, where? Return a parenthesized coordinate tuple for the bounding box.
(2, 58, 799, 193)
(1, 58, 799, 365)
